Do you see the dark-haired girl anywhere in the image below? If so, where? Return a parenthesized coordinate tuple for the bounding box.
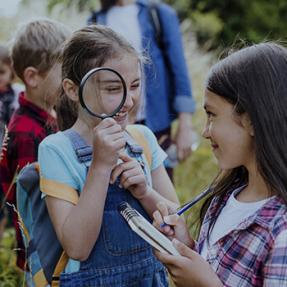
(154, 43, 287, 286)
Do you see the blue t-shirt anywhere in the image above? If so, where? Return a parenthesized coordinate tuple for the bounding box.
(38, 124, 166, 273)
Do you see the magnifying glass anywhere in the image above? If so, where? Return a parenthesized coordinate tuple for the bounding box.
(78, 67, 131, 180)
(78, 67, 127, 119)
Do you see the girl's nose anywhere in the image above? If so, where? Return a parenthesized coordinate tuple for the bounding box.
(123, 91, 134, 109)
(202, 122, 211, 139)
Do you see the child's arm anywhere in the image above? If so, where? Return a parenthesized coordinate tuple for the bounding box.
(45, 162, 112, 261)
(138, 164, 179, 215)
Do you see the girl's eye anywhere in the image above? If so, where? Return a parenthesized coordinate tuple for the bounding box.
(104, 86, 122, 93)
(206, 111, 215, 120)
(131, 83, 140, 90)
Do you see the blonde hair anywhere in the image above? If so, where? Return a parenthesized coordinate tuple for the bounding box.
(12, 19, 71, 81)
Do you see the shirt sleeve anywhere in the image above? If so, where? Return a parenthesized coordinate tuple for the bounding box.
(0, 132, 38, 203)
(38, 137, 79, 205)
(138, 125, 167, 171)
(263, 229, 287, 286)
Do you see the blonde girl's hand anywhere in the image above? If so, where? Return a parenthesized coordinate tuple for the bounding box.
(155, 239, 223, 287)
(91, 118, 126, 168)
(110, 153, 149, 199)
(153, 202, 194, 248)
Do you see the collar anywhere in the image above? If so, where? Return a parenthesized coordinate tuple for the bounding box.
(18, 92, 57, 129)
(240, 195, 286, 229)
(198, 188, 286, 250)
(206, 187, 286, 231)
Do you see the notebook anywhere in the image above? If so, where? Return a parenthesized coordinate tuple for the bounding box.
(118, 202, 179, 255)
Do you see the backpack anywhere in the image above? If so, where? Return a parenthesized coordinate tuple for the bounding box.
(16, 126, 152, 287)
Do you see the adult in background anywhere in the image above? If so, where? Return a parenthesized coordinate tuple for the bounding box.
(88, 0, 196, 181)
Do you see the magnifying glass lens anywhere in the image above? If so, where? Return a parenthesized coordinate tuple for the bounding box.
(80, 68, 126, 118)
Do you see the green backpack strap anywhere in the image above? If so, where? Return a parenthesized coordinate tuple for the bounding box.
(126, 125, 152, 168)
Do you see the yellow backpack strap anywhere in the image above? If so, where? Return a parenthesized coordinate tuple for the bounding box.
(33, 270, 48, 287)
(126, 125, 152, 168)
(51, 252, 69, 287)
(51, 192, 79, 287)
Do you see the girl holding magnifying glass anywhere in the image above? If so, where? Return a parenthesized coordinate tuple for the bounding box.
(38, 25, 179, 286)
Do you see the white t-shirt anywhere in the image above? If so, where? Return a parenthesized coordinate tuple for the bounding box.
(106, 4, 146, 121)
(107, 4, 142, 53)
(201, 187, 271, 259)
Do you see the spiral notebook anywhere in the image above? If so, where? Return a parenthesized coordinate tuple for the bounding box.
(118, 202, 179, 255)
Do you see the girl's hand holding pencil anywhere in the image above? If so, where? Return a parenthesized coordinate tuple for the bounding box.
(153, 188, 212, 247)
(153, 202, 194, 249)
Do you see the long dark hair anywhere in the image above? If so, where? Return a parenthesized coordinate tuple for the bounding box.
(200, 43, 287, 237)
(57, 25, 138, 130)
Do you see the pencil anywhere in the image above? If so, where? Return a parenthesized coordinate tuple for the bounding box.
(160, 188, 212, 228)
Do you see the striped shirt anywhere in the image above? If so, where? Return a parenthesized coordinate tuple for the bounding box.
(197, 188, 287, 286)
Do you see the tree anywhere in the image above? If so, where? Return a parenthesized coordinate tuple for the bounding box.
(22, 0, 98, 13)
(34, 0, 287, 49)
(168, 0, 287, 50)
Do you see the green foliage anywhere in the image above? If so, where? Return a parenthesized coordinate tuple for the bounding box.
(47, 0, 97, 12)
(168, 0, 287, 50)
(21, 0, 98, 13)
(190, 11, 223, 50)
(0, 229, 24, 287)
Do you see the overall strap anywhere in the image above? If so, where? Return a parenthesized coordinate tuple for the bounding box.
(64, 127, 152, 167)
(63, 129, 92, 164)
(125, 125, 152, 168)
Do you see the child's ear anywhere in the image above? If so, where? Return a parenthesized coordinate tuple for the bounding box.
(62, 78, 78, 102)
(241, 113, 254, 136)
(23, 67, 40, 88)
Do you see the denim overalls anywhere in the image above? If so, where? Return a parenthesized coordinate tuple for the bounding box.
(60, 129, 168, 287)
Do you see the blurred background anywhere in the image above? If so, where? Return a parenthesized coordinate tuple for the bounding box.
(0, 0, 286, 285)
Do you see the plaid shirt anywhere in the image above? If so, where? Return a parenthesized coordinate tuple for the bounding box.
(197, 188, 287, 286)
(0, 92, 57, 269)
